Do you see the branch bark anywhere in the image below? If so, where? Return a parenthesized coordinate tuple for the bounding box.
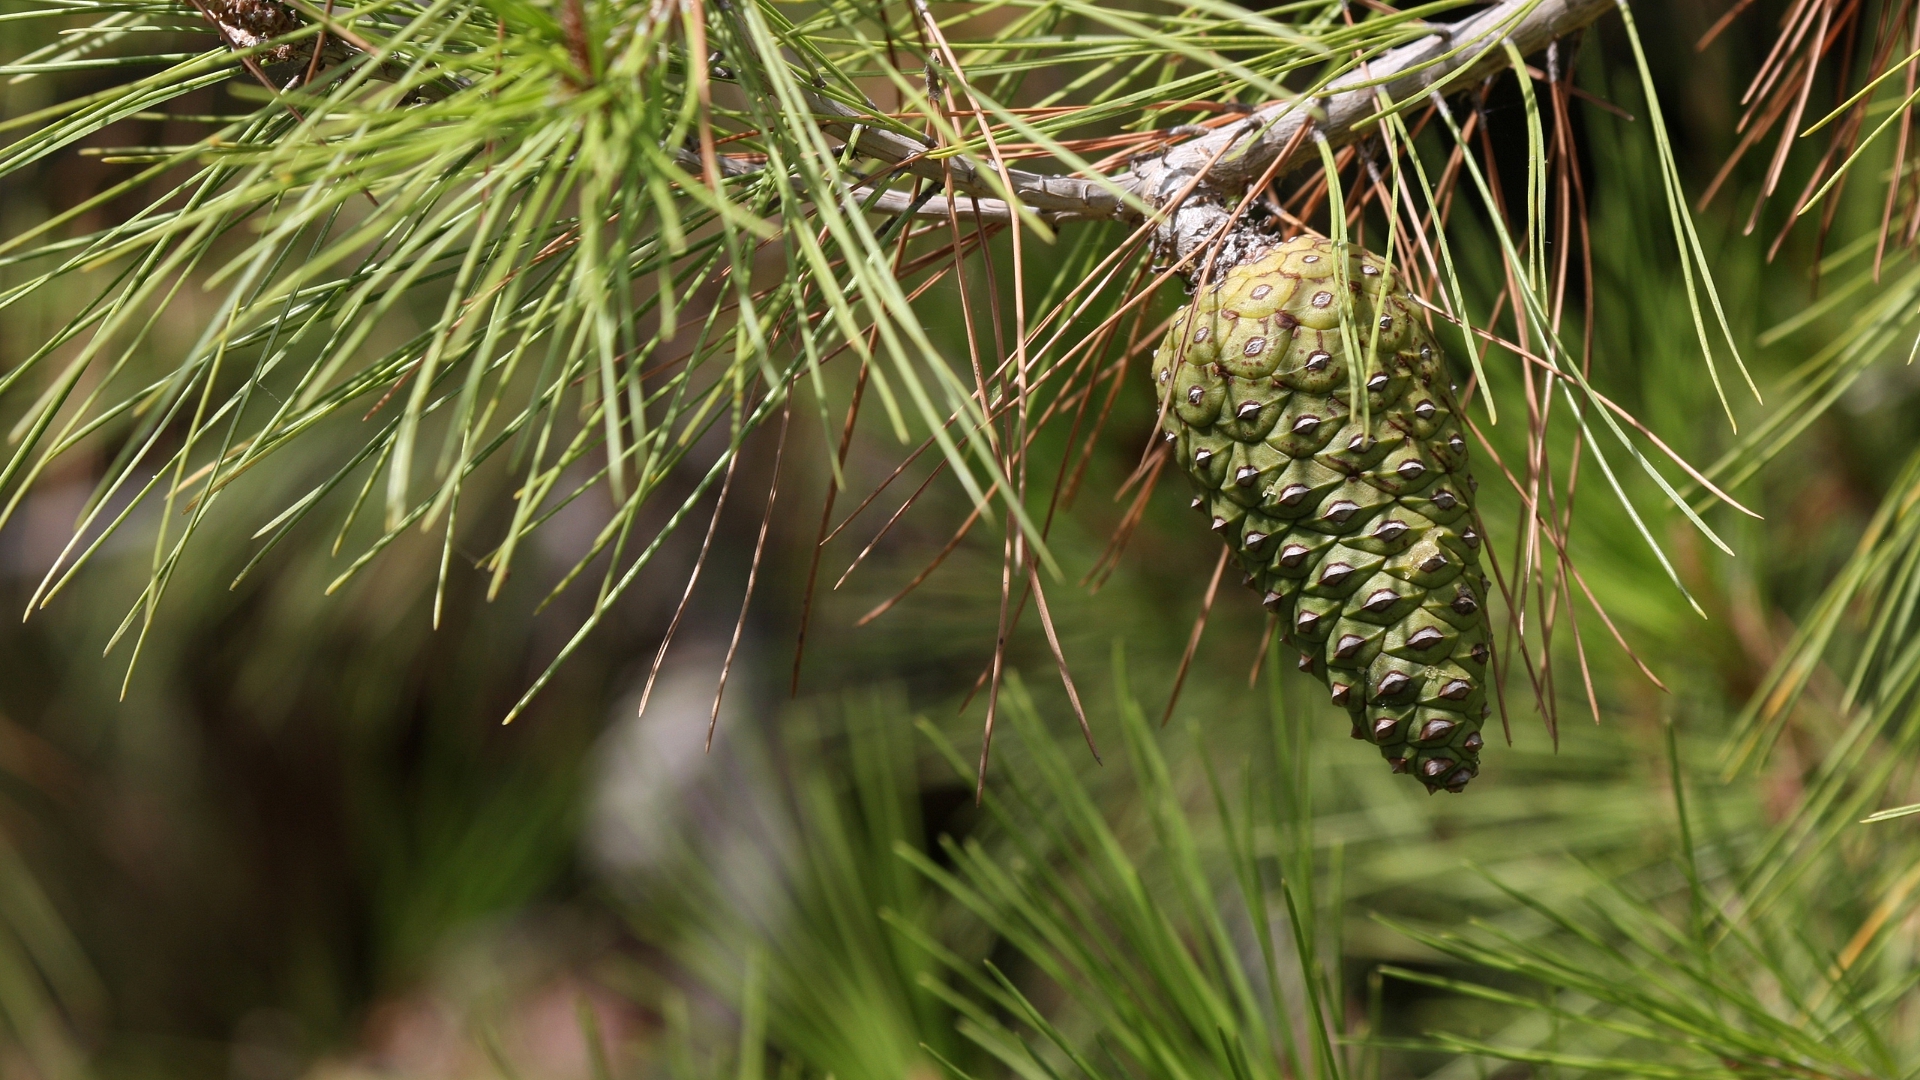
(822, 0, 1614, 226)
(1123, 0, 1613, 208)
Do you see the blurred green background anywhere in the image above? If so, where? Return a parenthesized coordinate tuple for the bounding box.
(2, 3, 1918, 1079)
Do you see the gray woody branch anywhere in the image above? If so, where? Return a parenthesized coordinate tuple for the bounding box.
(828, 0, 1613, 226)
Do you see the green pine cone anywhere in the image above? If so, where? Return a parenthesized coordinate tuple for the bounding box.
(1151, 236, 1492, 792)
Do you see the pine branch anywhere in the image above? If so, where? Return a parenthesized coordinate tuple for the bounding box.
(1126, 0, 1614, 207)
(825, 0, 1615, 226)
